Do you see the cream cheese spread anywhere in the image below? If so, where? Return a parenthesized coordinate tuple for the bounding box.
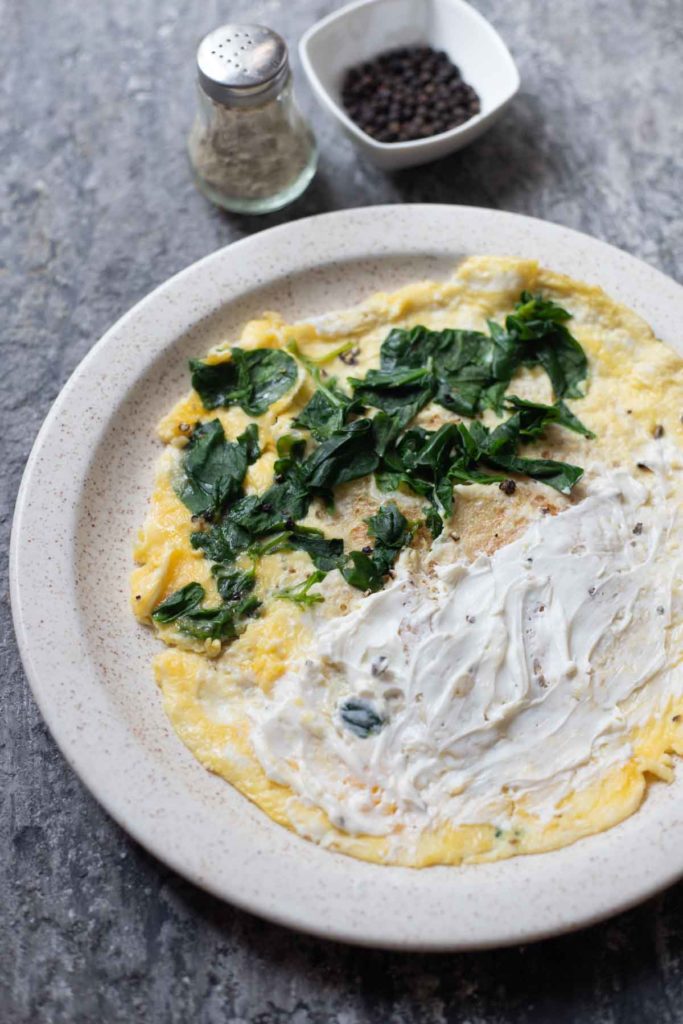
(248, 454, 681, 845)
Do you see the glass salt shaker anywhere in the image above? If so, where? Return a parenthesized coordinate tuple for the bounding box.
(188, 24, 318, 214)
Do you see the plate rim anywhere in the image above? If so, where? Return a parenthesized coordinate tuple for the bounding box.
(10, 204, 683, 950)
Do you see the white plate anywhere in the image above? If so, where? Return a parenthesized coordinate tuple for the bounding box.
(10, 206, 683, 951)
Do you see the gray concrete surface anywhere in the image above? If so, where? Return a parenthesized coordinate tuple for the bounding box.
(2, 0, 682, 1020)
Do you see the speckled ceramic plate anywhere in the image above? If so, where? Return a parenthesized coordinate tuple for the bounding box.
(10, 206, 683, 950)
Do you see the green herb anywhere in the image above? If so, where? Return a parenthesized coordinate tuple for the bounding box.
(506, 291, 588, 400)
(301, 418, 380, 490)
(364, 501, 413, 575)
(288, 340, 362, 441)
(457, 412, 585, 494)
(288, 527, 345, 571)
(504, 395, 595, 439)
(151, 575, 260, 644)
(211, 565, 256, 603)
(351, 292, 589, 422)
(423, 505, 443, 540)
(151, 582, 205, 623)
(349, 362, 436, 429)
(175, 419, 259, 518)
(276, 569, 327, 607)
(340, 501, 413, 591)
(190, 347, 297, 416)
(340, 550, 385, 592)
(339, 698, 384, 738)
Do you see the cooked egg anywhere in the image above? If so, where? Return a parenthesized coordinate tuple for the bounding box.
(132, 257, 683, 866)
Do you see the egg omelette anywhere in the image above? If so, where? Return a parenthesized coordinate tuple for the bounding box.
(131, 256, 683, 866)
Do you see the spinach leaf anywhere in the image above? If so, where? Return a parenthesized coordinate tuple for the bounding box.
(191, 517, 252, 563)
(227, 476, 311, 537)
(301, 418, 380, 490)
(341, 502, 413, 591)
(504, 395, 595, 439)
(238, 422, 261, 463)
(288, 340, 362, 440)
(288, 527, 344, 571)
(506, 292, 588, 400)
(423, 505, 444, 540)
(191, 347, 297, 415)
(380, 325, 452, 370)
(339, 698, 384, 738)
(379, 424, 468, 516)
(349, 364, 435, 429)
(275, 433, 307, 462)
(352, 291, 589, 424)
(293, 383, 359, 440)
(485, 452, 583, 494)
(152, 582, 205, 623)
(191, 458, 312, 569)
(366, 500, 412, 549)
(340, 551, 385, 593)
(151, 578, 259, 644)
(276, 569, 327, 607)
(175, 419, 257, 518)
(365, 501, 412, 576)
(211, 565, 256, 603)
(465, 411, 585, 494)
(172, 605, 238, 642)
(371, 410, 404, 457)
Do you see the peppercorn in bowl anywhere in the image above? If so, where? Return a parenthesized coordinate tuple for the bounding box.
(300, 0, 520, 169)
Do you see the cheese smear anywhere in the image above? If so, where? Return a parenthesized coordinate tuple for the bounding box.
(248, 450, 681, 847)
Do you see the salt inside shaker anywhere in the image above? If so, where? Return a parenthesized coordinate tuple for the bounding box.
(188, 24, 318, 214)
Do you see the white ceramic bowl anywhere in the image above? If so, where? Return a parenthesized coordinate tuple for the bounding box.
(299, 0, 520, 170)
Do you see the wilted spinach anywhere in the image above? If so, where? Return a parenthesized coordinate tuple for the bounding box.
(288, 340, 362, 440)
(349, 292, 590, 422)
(175, 420, 259, 518)
(341, 502, 413, 591)
(177, 292, 594, 612)
(339, 698, 385, 738)
(191, 347, 297, 415)
(276, 569, 327, 607)
(151, 578, 260, 643)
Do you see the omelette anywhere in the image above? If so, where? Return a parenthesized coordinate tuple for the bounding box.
(131, 256, 683, 866)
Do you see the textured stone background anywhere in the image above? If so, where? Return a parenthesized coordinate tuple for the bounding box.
(2, 0, 683, 1020)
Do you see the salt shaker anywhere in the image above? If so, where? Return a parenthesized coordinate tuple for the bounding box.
(188, 24, 318, 214)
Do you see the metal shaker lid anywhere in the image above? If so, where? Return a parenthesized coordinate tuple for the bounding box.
(196, 24, 289, 107)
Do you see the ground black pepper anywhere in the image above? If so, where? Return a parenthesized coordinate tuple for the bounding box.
(341, 45, 481, 143)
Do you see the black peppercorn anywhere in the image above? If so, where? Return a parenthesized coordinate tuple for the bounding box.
(341, 44, 481, 144)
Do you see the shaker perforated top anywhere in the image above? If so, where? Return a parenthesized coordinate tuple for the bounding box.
(196, 24, 289, 107)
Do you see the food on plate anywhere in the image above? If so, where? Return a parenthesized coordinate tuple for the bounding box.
(131, 256, 683, 866)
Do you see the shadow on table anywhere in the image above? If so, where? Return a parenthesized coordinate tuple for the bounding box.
(211, 91, 555, 234)
(167, 865, 680, 1019)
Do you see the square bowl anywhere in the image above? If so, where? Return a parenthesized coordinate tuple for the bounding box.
(299, 0, 520, 170)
